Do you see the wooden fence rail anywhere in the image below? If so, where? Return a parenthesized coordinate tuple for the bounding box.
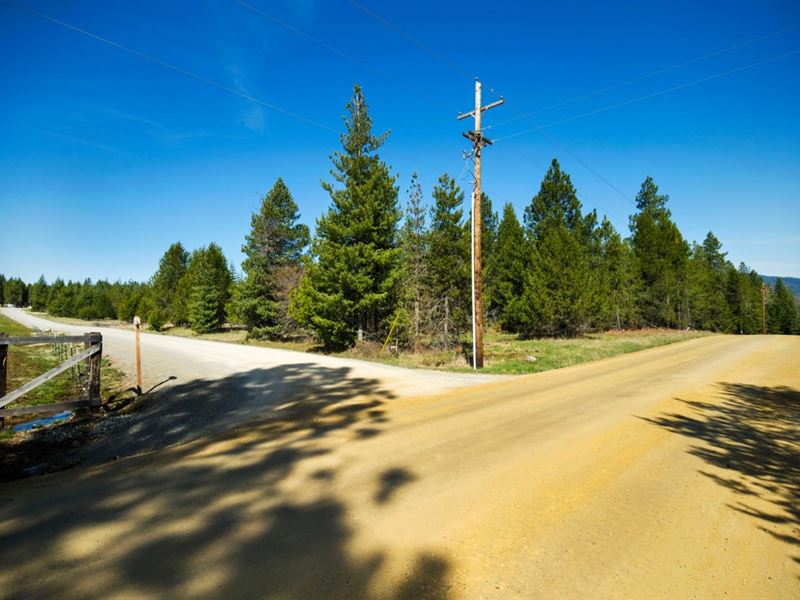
(0, 332, 103, 428)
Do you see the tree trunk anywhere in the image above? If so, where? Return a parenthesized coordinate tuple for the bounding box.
(444, 297, 449, 338)
(413, 296, 420, 353)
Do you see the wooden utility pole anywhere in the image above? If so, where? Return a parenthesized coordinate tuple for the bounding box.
(133, 316, 143, 393)
(761, 283, 767, 334)
(458, 79, 503, 369)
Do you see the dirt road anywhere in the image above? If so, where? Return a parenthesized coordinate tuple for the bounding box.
(1, 329, 797, 598)
(0, 307, 497, 462)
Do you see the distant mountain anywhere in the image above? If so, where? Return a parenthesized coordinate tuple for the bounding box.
(762, 276, 800, 299)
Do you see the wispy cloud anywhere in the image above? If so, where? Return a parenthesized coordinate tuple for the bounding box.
(36, 129, 132, 157)
(228, 65, 267, 134)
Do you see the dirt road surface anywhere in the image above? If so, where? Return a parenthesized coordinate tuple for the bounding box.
(0, 314, 797, 598)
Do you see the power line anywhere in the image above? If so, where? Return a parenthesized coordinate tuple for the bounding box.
(495, 49, 800, 142)
(235, 0, 451, 111)
(5, 0, 337, 133)
(489, 24, 799, 129)
(344, 0, 641, 218)
(345, 0, 474, 80)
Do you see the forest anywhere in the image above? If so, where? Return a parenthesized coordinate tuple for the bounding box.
(3, 85, 798, 348)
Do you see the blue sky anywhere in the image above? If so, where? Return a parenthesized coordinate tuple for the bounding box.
(1, 0, 798, 283)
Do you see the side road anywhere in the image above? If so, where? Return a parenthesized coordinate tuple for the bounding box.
(0, 307, 499, 462)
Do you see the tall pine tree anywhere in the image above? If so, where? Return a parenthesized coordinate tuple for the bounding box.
(488, 203, 528, 331)
(291, 85, 402, 350)
(237, 177, 309, 339)
(511, 159, 600, 336)
(400, 172, 429, 349)
(187, 243, 233, 334)
(151, 242, 189, 325)
(426, 173, 470, 345)
(629, 176, 690, 328)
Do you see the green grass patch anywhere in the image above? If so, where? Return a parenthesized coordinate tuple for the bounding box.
(474, 328, 713, 374)
(0, 313, 126, 410)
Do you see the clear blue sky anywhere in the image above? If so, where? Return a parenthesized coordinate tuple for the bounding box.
(1, 0, 798, 283)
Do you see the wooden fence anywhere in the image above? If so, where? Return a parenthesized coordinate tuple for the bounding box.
(0, 332, 103, 428)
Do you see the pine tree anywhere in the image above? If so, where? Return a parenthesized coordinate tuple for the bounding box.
(400, 172, 429, 350)
(511, 159, 600, 337)
(187, 243, 233, 334)
(30, 276, 49, 312)
(425, 173, 470, 345)
(767, 278, 799, 334)
(597, 218, 638, 329)
(488, 203, 528, 331)
(478, 192, 499, 316)
(0, 274, 5, 306)
(687, 232, 734, 331)
(237, 178, 309, 339)
(151, 242, 189, 325)
(524, 159, 584, 238)
(629, 176, 690, 328)
(291, 85, 402, 350)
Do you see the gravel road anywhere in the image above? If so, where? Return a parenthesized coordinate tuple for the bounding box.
(0, 307, 498, 463)
(1, 331, 797, 598)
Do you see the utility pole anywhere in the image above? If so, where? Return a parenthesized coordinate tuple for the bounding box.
(458, 79, 503, 369)
(761, 283, 767, 334)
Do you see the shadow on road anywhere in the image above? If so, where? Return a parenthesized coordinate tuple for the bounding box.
(644, 382, 799, 566)
(83, 362, 399, 465)
(0, 363, 452, 598)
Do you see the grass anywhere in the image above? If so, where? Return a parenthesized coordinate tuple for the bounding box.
(474, 328, 713, 374)
(0, 313, 126, 411)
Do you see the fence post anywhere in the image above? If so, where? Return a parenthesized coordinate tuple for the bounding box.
(0, 333, 7, 399)
(84, 332, 102, 403)
(133, 316, 142, 393)
(0, 333, 6, 429)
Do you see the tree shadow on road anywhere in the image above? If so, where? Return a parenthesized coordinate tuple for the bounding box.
(0, 363, 452, 598)
(81, 362, 400, 465)
(643, 382, 799, 567)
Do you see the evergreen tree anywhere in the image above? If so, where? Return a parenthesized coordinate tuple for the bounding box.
(399, 172, 429, 349)
(510, 159, 600, 336)
(478, 192, 499, 316)
(426, 173, 470, 345)
(767, 278, 799, 334)
(291, 85, 402, 350)
(47, 279, 76, 316)
(687, 232, 734, 331)
(597, 217, 638, 329)
(524, 159, 584, 238)
(488, 203, 528, 331)
(151, 242, 189, 324)
(3, 277, 27, 307)
(0, 274, 5, 305)
(187, 243, 233, 333)
(30, 276, 49, 312)
(629, 176, 690, 328)
(237, 177, 309, 339)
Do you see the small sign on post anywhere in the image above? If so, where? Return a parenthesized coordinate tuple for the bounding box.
(133, 316, 142, 394)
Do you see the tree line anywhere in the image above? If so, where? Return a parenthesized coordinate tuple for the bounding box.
(2, 85, 798, 345)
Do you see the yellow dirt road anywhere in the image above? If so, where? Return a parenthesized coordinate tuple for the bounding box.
(1, 335, 798, 599)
